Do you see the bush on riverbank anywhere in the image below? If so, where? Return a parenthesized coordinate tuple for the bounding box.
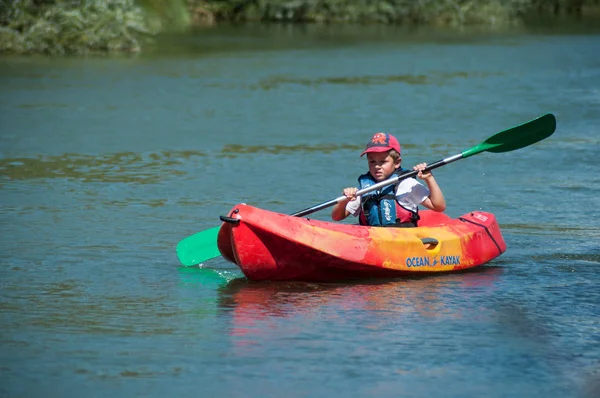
(191, 0, 600, 25)
(1, 0, 599, 55)
(0, 0, 155, 55)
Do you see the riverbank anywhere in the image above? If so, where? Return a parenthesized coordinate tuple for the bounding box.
(0, 0, 154, 55)
(188, 0, 600, 26)
(1, 0, 599, 56)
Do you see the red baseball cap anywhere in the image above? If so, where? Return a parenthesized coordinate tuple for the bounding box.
(360, 132, 401, 157)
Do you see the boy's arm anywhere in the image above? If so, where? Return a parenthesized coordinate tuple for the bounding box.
(421, 175, 446, 212)
(331, 200, 351, 221)
(413, 163, 446, 212)
(331, 187, 358, 221)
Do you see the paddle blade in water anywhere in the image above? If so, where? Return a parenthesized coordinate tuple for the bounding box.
(462, 113, 556, 158)
(176, 226, 221, 266)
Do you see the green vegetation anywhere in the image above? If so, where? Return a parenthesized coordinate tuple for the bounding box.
(191, 0, 599, 25)
(1, 0, 599, 55)
(0, 0, 156, 55)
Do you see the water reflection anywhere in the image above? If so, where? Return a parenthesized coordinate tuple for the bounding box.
(502, 223, 600, 238)
(217, 267, 504, 343)
(0, 152, 196, 183)
(0, 139, 457, 184)
(254, 71, 505, 90)
(0, 277, 179, 336)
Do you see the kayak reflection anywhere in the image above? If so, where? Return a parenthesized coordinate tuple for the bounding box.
(217, 266, 504, 345)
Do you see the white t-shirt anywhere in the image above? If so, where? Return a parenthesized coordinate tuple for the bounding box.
(346, 178, 430, 216)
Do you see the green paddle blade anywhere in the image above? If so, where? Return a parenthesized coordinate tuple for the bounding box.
(462, 113, 556, 158)
(176, 226, 221, 266)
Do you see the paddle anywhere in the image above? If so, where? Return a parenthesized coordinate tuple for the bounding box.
(177, 226, 221, 267)
(177, 113, 556, 266)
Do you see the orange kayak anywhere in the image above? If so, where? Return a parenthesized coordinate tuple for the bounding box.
(217, 204, 506, 282)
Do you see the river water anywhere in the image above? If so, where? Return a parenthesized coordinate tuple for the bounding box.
(1, 22, 599, 397)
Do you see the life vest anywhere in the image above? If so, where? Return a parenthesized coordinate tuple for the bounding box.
(357, 169, 420, 227)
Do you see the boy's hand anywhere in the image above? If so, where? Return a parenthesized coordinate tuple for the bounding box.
(413, 163, 433, 180)
(342, 187, 358, 201)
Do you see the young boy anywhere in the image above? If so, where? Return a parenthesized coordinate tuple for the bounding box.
(331, 132, 446, 227)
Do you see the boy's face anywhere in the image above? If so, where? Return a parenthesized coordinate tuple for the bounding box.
(366, 151, 400, 182)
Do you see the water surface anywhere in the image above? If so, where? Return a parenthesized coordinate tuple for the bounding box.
(1, 22, 599, 398)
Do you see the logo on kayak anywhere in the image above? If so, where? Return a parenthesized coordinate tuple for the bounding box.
(473, 213, 488, 222)
(406, 255, 461, 268)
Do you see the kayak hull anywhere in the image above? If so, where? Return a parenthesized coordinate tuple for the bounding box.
(217, 204, 506, 282)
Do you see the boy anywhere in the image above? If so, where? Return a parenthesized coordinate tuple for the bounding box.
(331, 132, 446, 227)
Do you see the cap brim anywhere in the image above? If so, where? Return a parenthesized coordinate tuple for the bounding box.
(360, 146, 394, 157)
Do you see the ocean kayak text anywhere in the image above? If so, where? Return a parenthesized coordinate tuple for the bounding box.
(406, 255, 461, 268)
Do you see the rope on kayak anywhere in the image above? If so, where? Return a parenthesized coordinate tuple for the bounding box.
(458, 216, 503, 254)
